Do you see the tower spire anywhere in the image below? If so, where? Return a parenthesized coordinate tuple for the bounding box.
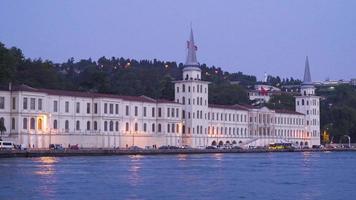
(303, 56, 312, 85)
(185, 27, 199, 66)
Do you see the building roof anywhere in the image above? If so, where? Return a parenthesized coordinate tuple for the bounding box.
(274, 109, 304, 115)
(208, 104, 249, 111)
(7, 84, 180, 104)
(303, 56, 313, 85)
(185, 27, 199, 66)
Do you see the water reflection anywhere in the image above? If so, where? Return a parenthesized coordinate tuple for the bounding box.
(34, 157, 57, 175)
(177, 154, 188, 161)
(128, 155, 143, 186)
(212, 153, 224, 161)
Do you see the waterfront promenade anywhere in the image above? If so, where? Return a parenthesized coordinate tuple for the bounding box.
(0, 147, 355, 158)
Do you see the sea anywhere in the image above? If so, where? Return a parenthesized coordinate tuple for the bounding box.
(0, 152, 355, 200)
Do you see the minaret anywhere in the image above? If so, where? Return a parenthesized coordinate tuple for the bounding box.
(295, 56, 320, 147)
(174, 27, 209, 147)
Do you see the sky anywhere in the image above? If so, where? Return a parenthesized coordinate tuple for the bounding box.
(1, 0, 356, 81)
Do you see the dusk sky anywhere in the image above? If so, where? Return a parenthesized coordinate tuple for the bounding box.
(1, 0, 356, 81)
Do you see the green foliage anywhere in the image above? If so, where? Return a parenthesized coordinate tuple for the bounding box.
(318, 85, 356, 142)
(265, 93, 296, 110)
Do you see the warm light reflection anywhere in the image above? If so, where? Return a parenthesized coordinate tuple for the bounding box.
(128, 155, 143, 186)
(177, 154, 188, 161)
(212, 153, 223, 161)
(34, 157, 57, 175)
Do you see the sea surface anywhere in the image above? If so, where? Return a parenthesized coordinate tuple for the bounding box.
(0, 152, 355, 200)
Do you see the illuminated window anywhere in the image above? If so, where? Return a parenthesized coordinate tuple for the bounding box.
(38, 118, 42, 130)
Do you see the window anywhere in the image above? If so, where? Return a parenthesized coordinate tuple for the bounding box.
(53, 101, 58, 112)
(134, 123, 138, 131)
(109, 121, 113, 131)
(167, 108, 170, 117)
(23, 98, 28, 110)
(87, 103, 90, 114)
(65, 120, 69, 131)
(182, 84, 185, 92)
(38, 99, 42, 110)
(109, 104, 113, 114)
(167, 124, 170, 133)
(30, 118, 35, 129)
(143, 107, 147, 117)
(23, 118, 27, 129)
(152, 123, 155, 132)
(115, 104, 119, 114)
(53, 120, 58, 129)
(94, 103, 98, 114)
(30, 98, 35, 110)
(38, 118, 42, 130)
(158, 108, 162, 117)
(135, 106, 138, 116)
(0, 97, 4, 109)
(76, 120, 80, 130)
(126, 105, 129, 116)
(94, 121, 98, 131)
(126, 123, 129, 132)
(12, 97, 16, 110)
(115, 121, 119, 131)
(76, 102, 80, 113)
(152, 107, 155, 117)
(144, 123, 147, 132)
(104, 103, 108, 114)
(104, 121, 108, 131)
(86, 121, 90, 131)
(65, 101, 69, 113)
(11, 118, 15, 130)
(158, 124, 162, 132)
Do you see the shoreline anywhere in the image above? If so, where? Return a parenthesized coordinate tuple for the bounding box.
(0, 148, 355, 158)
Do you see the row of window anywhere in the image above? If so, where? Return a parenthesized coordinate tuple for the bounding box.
(178, 96, 206, 106)
(176, 84, 207, 94)
(297, 99, 319, 106)
(208, 126, 248, 136)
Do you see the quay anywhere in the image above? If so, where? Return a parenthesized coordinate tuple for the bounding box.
(0, 148, 355, 158)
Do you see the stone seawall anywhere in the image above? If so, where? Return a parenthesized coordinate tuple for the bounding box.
(0, 148, 355, 158)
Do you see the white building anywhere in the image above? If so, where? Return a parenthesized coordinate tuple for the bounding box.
(0, 29, 320, 148)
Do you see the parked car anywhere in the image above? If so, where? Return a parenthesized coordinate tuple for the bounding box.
(128, 146, 142, 150)
(69, 144, 79, 150)
(49, 144, 64, 150)
(0, 141, 14, 150)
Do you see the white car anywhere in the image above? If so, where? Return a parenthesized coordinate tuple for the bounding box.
(0, 141, 14, 149)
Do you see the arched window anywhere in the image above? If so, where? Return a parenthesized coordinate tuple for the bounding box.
(38, 118, 42, 130)
(143, 123, 147, 132)
(125, 122, 129, 132)
(23, 118, 28, 129)
(115, 121, 119, 131)
(158, 123, 162, 132)
(109, 121, 113, 131)
(134, 123, 138, 131)
(76, 120, 80, 130)
(104, 121, 108, 131)
(65, 120, 69, 130)
(11, 118, 15, 130)
(182, 84, 186, 92)
(94, 121, 97, 131)
(53, 120, 58, 129)
(302, 99, 305, 105)
(87, 121, 90, 131)
(152, 123, 155, 132)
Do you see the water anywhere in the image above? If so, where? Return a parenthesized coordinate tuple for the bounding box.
(0, 152, 355, 200)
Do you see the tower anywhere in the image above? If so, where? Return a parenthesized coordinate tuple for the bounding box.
(295, 56, 321, 146)
(174, 28, 210, 147)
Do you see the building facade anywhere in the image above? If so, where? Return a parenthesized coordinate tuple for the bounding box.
(0, 30, 320, 148)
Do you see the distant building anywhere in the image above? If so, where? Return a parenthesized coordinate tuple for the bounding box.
(351, 78, 356, 86)
(0, 29, 320, 148)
